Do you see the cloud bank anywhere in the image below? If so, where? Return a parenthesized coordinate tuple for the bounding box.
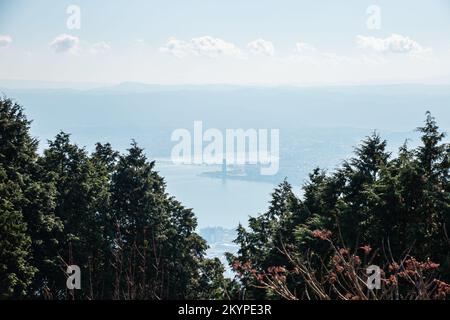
(356, 34, 430, 56)
(90, 41, 111, 54)
(295, 42, 316, 53)
(50, 34, 79, 53)
(247, 39, 275, 56)
(0, 35, 12, 47)
(160, 36, 241, 58)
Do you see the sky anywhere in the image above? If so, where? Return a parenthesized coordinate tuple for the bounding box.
(1, 0, 450, 85)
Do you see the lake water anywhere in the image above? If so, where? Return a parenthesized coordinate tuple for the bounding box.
(155, 159, 281, 229)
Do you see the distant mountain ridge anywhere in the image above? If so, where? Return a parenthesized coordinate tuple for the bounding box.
(3, 78, 450, 93)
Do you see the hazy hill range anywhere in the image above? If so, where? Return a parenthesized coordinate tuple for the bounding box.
(1, 82, 449, 183)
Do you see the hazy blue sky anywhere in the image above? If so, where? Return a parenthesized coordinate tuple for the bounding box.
(1, 0, 450, 85)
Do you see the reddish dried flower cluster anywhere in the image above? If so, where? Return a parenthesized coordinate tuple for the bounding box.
(433, 280, 450, 299)
(397, 270, 415, 278)
(267, 266, 287, 274)
(359, 245, 372, 255)
(233, 244, 448, 300)
(332, 254, 341, 265)
(388, 262, 400, 272)
(332, 254, 345, 273)
(327, 272, 338, 284)
(404, 257, 421, 271)
(232, 260, 291, 285)
(231, 260, 241, 271)
(422, 261, 440, 271)
(255, 274, 265, 282)
(352, 255, 361, 266)
(402, 257, 440, 273)
(267, 266, 288, 283)
(331, 248, 362, 274)
(232, 260, 254, 278)
(311, 229, 332, 241)
(335, 265, 345, 273)
(387, 274, 398, 285)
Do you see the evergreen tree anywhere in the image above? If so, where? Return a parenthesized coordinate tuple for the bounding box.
(40, 133, 111, 298)
(0, 98, 61, 298)
(110, 142, 212, 299)
(0, 163, 35, 298)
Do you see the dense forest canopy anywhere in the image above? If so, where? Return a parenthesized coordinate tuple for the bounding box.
(0, 96, 448, 300)
(0, 97, 230, 299)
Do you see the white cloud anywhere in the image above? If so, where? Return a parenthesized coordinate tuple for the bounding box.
(191, 37, 241, 57)
(291, 41, 346, 65)
(289, 52, 352, 66)
(160, 37, 191, 58)
(356, 34, 431, 56)
(0, 35, 12, 47)
(50, 34, 79, 53)
(247, 39, 274, 56)
(289, 41, 386, 66)
(90, 41, 111, 54)
(295, 42, 316, 53)
(160, 36, 241, 58)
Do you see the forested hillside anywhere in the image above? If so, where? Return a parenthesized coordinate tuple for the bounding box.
(0, 97, 230, 299)
(0, 96, 448, 300)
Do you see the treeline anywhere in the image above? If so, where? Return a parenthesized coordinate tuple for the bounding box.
(0, 97, 232, 299)
(1, 96, 449, 300)
(229, 112, 449, 299)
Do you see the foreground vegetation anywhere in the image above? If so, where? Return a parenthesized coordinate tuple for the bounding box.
(0, 97, 448, 299)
